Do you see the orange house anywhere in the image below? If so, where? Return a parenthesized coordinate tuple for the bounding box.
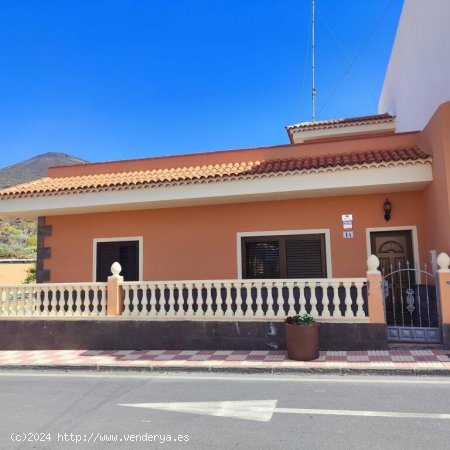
(1, 103, 450, 350)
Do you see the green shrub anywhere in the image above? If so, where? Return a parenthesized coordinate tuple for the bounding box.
(24, 264, 37, 284)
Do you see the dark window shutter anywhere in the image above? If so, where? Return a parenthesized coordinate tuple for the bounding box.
(285, 237, 325, 278)
(242, 234, 327, 279)
(96, 241, 139, 282)
(119, 242, 139, 281)
(244, 240, 280, 279)
(96, 242, 117, 282)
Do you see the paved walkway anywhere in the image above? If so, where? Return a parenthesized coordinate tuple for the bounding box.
(1, 349, 450, 374)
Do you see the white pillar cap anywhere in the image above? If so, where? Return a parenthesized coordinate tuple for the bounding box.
(110, 262, 122, 277)
(367, 254, 381, 274)
(437, 252, 450, 273)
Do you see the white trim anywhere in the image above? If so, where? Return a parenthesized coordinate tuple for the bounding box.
(236, 229, 332, 278)
(290, 121, 396, 143)
(92, 236, 143, 282)
(365, 226, 420, 279)
(0, 163, 432, 217)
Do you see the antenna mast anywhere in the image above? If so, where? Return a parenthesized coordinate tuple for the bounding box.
(311, 0, 316, 121)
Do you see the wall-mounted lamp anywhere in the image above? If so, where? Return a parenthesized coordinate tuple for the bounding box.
(383, 198, 392, 222)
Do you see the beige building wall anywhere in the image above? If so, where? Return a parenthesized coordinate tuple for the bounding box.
(0, 262, 35, 284)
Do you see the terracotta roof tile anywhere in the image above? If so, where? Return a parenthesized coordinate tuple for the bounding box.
(286, 113, 395, 131)
(0, 147, 430, 199)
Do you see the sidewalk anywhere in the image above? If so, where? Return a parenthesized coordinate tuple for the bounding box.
(1, 349, 450, 375)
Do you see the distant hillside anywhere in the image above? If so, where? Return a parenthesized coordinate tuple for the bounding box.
(0, 152, 87, 189)
(0, 152, 88, 260)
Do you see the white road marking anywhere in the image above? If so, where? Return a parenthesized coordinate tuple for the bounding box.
(276, 408, 450, 420)
(120, 400, 278, 422)
(1, 371, 450, 385)
(119, 400, 450, 422)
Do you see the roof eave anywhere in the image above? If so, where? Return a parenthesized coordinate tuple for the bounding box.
(0, 161, 432, 217)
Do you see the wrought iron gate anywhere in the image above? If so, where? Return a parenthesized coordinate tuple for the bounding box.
(382, 261, 441, 343)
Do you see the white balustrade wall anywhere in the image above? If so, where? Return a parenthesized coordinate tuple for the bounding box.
(121, 279, 368, 321)
(0, 283, 107, 317)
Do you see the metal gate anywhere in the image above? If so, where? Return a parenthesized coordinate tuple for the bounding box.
(382, 261, 441, 343)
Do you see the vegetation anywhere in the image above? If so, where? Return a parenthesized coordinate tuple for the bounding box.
(285, 314, 315, 326)
(0, 217, 37, 259)
(23, 263, 37, 283)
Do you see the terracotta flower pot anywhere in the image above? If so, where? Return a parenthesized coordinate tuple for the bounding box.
(285, 322, 319, 361)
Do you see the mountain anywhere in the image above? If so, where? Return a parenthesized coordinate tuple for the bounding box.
(0, 152, 87, 189)
(0, 152, 88, 260)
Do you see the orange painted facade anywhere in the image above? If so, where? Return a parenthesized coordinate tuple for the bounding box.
(421, 102, 450, 254)
(45, 191, 429, 282)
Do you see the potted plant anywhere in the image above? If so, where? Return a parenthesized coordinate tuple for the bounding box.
(285, 314, 319, 361)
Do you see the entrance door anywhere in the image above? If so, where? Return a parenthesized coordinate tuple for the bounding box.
(370, 230, 441, 343)
(370, 230, 414, 276)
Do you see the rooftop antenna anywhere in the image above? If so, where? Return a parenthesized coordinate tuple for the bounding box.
(311, 0, 316, 122)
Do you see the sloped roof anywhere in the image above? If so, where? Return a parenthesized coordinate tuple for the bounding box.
(286, 113, 395, 131)
(0, 147, 430, 199)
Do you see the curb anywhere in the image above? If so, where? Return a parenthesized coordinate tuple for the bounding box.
(1, 364, 450, 377)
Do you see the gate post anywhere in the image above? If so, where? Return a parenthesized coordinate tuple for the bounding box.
(107, 262, 124, 316)
(437, 253, 450, 324)
(366, 255, 385, 323)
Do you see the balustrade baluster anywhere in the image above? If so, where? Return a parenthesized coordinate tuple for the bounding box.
(284, 281, 293, 316)
(24, 286, 33, 316)
(265, 282, 277, 318)
(147, 284, 158, 317)
(203, 282, 212, 316)
(0, 288, 5, 316)
(329, 281, 339, 318)
(12, 287, 20, 316)
(31, 287, 37, 315)
(131, 284, 141, 316)
(138, 284, 149, 317)
(56, 288, 65, 316)
(4, 288, 10, 315)
(232, 282, 243, 318)
(74, 286, 82, 316)
(185, 283, 195, 317)
(343, 282, 353, 318)
(309, 282, 319, 317)
(39, 288, 46, 316)
(253, 282, 264, 317)
(39, 287, 47, 316)
(60, 287, 69, 316)
(48, 288, 57, 316)
(92, 285, 99, 316)
(355, 281, 365, 318)
(223, 282, 233, 317)
(99, 286, 106, 316)
(166, 284, 176, 317)
(84, 286, 92, 317)
(122, 285, 132, 316)
(320, 281, 331, 319)
(7, 287, 13, 316)
(4, 287, 10, 316)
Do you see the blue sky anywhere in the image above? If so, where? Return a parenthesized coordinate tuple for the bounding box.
(0, 0, 403, 167)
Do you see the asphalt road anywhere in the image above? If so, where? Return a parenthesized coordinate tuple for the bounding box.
(0, 371, 450, 450)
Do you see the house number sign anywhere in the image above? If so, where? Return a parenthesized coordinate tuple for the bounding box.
(341, 214, 354, 239)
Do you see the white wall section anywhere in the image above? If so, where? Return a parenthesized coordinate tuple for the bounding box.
(379, 0, 450, 131)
